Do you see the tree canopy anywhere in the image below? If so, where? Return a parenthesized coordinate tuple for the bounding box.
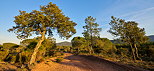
(108, 16, 148, 45)
(108, 16, 149, 60)
(82, 16, 102, 54)
(8, 2, 77, 65)
(8, 2, 76, 39)
(83, 16, 102, 39)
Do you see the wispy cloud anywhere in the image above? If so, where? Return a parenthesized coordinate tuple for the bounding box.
(98, 6, 154, 39)
(120, 7, 154, 35)
(120, 7, 154, 20)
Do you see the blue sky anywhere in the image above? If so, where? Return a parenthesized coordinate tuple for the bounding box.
(0, 0, 154, 44)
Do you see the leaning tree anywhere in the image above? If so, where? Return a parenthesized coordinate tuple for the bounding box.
(8, 2, 76, 65)
(108, 16, 148, 60)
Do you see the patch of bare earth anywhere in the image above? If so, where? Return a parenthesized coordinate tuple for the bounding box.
(32, 53, 147, 71)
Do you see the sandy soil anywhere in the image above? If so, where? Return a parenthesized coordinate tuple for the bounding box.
(32, 53, 146, 71)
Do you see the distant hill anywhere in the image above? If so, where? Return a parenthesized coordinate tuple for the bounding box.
(148, 35, 154, 42)
(56, 35, 154, 46)
(110, 35, 154, 43)
(56, 41, 72, 46)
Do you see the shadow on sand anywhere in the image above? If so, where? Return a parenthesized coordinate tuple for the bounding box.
(58, 55, 146, 71)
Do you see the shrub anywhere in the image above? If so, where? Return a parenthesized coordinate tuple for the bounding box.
(0, 45, 3, 50)
(116, 47, 129, 58)
(17, 68, 28, 71)
(3, 43, 19, 49)
(93, 38, 117, 54)
(0, 50, 9, 61)
(53, 52, 63, 57)
(148, 46, 154, 61)
(139, 42, 154, 61)
(55, 57, 63, 63)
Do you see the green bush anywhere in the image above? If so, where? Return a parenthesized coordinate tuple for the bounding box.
(71, 37, 89, 53)
(53, 52, 63, 57)
(93, 38, 117, 54)
(139, 42, 154, 61)
(148, 46, 154, 61)
(55, 57, 63, 63)
(0, 45, 3, 50)
(0, 37, 57, 66)
(116, 47, 129, 58)
(3, 43, 19, 49)
(0, 50, 9, 61)
(17, 68, 28, 71)
(20, 51, 32, 64)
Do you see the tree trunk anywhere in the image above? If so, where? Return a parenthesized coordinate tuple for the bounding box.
(90, 28, 94, 54)
(90, 38, 94, 54)
(130, 44, 136, 61)
(134, 44, 141, 60)
(29, 31, 45, 65)
(90, 46, 94, 54)
(77, 47, 80, 53)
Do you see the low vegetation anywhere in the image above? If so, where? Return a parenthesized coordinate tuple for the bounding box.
(55, 57, 64, 63)
(0, 1, 153, 71)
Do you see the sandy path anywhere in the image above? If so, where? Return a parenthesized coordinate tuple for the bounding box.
(32, 53, 146, 71)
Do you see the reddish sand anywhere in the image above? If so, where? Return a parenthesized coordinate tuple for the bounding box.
(32, 53, 146, 71)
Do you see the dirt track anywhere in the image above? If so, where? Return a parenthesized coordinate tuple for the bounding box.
(32, 53, 146, 71)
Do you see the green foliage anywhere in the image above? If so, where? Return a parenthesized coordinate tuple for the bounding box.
(71, 37, 89, 54)
(55, 57, 63, 63)
(83, 16, 102, 39)
(0, 45, 3, 50)
(116, 47, 129, 58)
(52, 52, 63, 57)
(0, 50, 9, 61)
(38, 37, 56, 57)
(108, 16, 149, 60)
(0, 43, 19, 61)
(139, 42, 154, 61)
(82, 16, 102, 54)
(8, 2, 76, 65)
(20, 39, 37, 48)
(56, 46, 71, 52)
(21, 37, 56, 58)
(19, 51, 32, 64)
(108, 16, 149, 45)
(148, 47, 154, 59)
(93, 38, 117, 54)
(20, 37, 56, 62)
(3, 43, 19, 50)
(0, 37, 56, 65)
(71, 37, 116, 55)
(17, 68, 28, 71)
(8, 2, 76, 39)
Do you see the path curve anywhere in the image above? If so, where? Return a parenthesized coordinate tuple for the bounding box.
(32, 53, 146, 71)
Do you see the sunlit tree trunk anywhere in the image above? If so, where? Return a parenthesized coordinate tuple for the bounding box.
(90, 46, 94, 54)
(29, 31, 45, 65)
(130, 44, 136, 61)
(90, 34, 94, 54)
(134, 44, 141, 60)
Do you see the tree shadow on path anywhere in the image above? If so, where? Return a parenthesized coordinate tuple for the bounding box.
(59, 55, 146, 71)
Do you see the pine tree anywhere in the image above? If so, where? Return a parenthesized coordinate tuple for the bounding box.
(82, 16, 102, 54)
(8, 2, 76, 65)
(108, 16, 149, 60)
